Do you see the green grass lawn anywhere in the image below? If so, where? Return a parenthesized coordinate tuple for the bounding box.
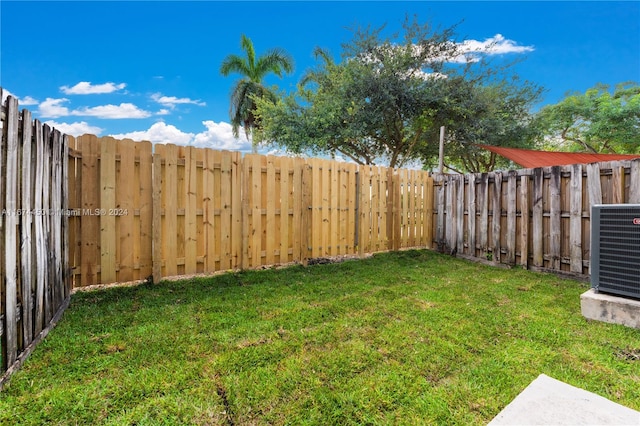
(1, 250, 639, 425)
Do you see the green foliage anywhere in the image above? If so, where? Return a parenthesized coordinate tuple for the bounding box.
(535, 82, 640, 154)
(2, 251, 640, 425)
(433, 78, 544, 173)
(256, 17, 542, 171)
(220, 34, 294, 148)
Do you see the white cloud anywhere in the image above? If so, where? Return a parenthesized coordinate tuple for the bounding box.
(20, 96, 39, 105)
(72, 103, 151, 119)
(460, 34, 534, 55)
(151, 93, 206, 108)
(39, 98, 70, 118)
(37, 98, 151, 119)
(1, 89, 13, 103)
(110, 121, 195, 145)
(44, 120, 104, 137)
(192, 121, 252, 151)
(1, 90, 39, 106)
(60, 81, 126, 95)
(452, 34, 534, 63)
(109, 120, 252, 151)
(157, 108, 171, 116)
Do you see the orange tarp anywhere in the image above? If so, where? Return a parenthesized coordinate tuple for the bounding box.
(479, 145, 640, 168)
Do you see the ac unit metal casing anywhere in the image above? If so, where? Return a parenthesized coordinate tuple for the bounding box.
(591, 204, 640, 299)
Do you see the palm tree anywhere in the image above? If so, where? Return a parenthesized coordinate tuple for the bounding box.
(220, 34, 294, 151)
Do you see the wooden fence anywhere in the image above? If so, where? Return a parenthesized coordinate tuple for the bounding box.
(1, 91, 70, 387)
(433, 160, 640, 276)
(67, 135, 434, 287)
(8, 87, 638, 386)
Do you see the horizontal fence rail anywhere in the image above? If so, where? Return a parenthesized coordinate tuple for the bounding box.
(68, 136, 434, 287)
(1, 91, 70, 387)
(433, 160, 640, 276)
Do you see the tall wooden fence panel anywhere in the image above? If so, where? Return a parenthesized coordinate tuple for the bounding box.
(68, 138, 434, 287)
(1, 92, 70, 387)
(433, 159, 640, 277)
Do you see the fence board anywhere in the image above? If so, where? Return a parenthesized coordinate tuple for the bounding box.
(100, 138, 117, 284)
(266, 156, 277, 264)
(291, 157, 304, 262)
(163, 144, 178, 276)
(346, 163, 357, 254)
(532, 168, 544, 267)
(176, 146, 196, 274)
(467, 174, 476, 257)
(423, 173, 433, 249)
(445, 176, 454, 251)
(320, 160, 331, 255)
(33, 123, 46, 334)
(137, 141, 153, 280)
(340, 163, 351, 254)
(3, 96, 19, 367)
(42, 126, 53, 322)
(456, 175, 464, 254)
(230, 151, 242, 269)
(570, 164, 583, 273)
(203, 149, 215, 271)
(298, 160, 310, 263)
(217, 151, 228, 268)
(479, 174, 489, 256)
(279, 157, 291, 262)
(241, 155, 250, 269)
(117, 139, 135, 282)
(519, 175, 529, 268)
(586, 163, 602, 207)
(62, 133, 70, 300)
(492, 172, 502, 263)
(152, 152, 162, 282)
(359, 165, 371, 255)
(20, 109, 34, 346)
(79, 135, 100, 286)
(51, 130, 63, 313)
(549, 166, 561, 270)
(630, 160, 640, 203)
(611, 166, 624, 204)
(505, 171, 517, 264)
(250, 154, 263, 267)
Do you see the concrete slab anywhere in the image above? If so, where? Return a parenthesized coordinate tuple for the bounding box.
(581, 289, 640, 329)
(488, 374, 640, 426)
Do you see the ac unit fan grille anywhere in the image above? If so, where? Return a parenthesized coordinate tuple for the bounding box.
(592, 205, 640, 299)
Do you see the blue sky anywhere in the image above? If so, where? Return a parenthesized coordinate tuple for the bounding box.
(1, 1, 639, 152)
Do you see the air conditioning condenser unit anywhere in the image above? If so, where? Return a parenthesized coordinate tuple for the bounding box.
(590, 204, 640, 299)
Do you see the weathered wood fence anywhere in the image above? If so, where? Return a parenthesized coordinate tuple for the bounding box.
(1, 91, 70, 387)
(433, 160, 640, 276)
(67, 135, 434, 288)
